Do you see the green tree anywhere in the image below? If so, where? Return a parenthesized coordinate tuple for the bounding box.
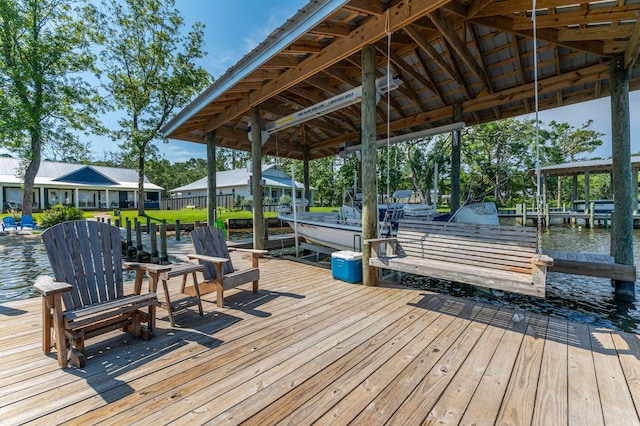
(90, 0, 211, 215)
(545, 120, 603, 163)
(0, 0, 101, 215)
(461, 118, 539, 205)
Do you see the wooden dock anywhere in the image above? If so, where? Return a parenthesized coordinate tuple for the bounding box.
(1, 254, 640, 424)
(545, 250, 637, 282)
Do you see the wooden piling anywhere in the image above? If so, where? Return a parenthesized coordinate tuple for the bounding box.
(150, 222, 158, 264)
(175, 219, 181, 241)
(135, 220, 142, 262)
(160, 221, 168, 264)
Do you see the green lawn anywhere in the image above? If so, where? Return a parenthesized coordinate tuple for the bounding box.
(1, 206, 337, 225)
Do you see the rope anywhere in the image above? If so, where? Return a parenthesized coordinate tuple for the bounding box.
(379, 9, 393, 238)
(532, 0, 543, 255)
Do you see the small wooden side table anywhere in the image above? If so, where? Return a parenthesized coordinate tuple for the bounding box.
(146, 263, 205, 327)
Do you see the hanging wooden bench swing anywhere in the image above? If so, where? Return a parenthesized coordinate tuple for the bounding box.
(366, 219, 553, 297)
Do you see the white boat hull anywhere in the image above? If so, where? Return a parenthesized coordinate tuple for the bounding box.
(279, 212, 364, 252)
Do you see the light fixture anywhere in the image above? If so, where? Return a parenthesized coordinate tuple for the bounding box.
(249, 75, 402, 145)
(343, 121, 466, 154)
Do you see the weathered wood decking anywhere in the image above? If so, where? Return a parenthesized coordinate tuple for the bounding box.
(1, 254, 640, 425)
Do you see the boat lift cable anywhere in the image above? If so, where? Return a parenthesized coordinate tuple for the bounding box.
(532, 0, 543, 255)
(380, 9, 393, 238)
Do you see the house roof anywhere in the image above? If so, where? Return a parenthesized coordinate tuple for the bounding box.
(0, 157, 163, 190)
(163, 0, 640, 161)
(170, 164, 307, 192)
(526, 155, 640, 177)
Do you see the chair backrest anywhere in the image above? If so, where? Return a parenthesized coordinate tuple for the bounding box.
(21, 215, 34, 226)
(3, 216, 16, 226)
(190, 226, 234, 280)
(41, 220, 125, 310)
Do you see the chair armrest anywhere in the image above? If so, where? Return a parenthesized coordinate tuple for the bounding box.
(531, 254, 554, 266)
(228, 248, 268, 255)
(34, 275, 72, 296)
(125, 263, 172, 274)
(187, 254, 230, 264)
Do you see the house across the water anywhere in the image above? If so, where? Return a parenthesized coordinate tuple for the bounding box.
(0, 157, 163, 212)
(169, 164, 314, 206)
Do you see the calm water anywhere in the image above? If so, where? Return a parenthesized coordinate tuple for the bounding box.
(2, 226, 640, 333)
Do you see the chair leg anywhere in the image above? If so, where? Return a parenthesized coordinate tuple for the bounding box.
(42, 296, 52, 353)
(69, 331, 86, 369)
(253, 280, 259, 294)
(215, 263, 224, 308)
(162, 278, 175, 327)
(191, 272, 203, 316)
(51, 295, 68, 368)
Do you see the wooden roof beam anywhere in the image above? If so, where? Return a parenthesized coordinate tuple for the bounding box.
(284, 40, 326, 54)
(203, 0, 451, 133)
(513, 6, 640, 30)
(308, 22, 353, 37)
(261, 56, 301, 68)
(625, 18, 640, 69)
(429, 10, 493, 94)
(342, 0, 385, 16)
(473, 0, 612, 19)
(312, 62, 610, 151)
(404, 25, 462, 86)
(471, 15, 605, 56)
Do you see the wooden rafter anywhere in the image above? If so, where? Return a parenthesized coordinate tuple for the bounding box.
(202, 0, 451, 133)
(512, 6, 640, 31)
(625, 17, 640, 70)
(429, 10, 492, 93)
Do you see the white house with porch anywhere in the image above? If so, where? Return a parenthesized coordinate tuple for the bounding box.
(169, 164, 313, 205)
(0, 157, 163, 212)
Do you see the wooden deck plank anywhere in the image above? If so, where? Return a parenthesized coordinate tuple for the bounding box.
(459, 311, 533, 424)
(241, 295, 447, 425)
(30, 281, 378, 424)
(590, 328, 640, 425)
(213, 294, 444, 424)
(0, 254, 639, 425)
(380, 304, 501, 424)
(532, 317, 569, 426)
(567, 322, 605, 425)
(419, 308, 514, 424)
(496, 314, 548, 425)
(62, 286, 406, 425)
(313, 300, 482, 424)
(611, 331, 640, 417)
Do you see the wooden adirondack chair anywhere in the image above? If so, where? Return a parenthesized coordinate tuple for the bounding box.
(188, 226, 267, 307)
(34, 220, 159, 368)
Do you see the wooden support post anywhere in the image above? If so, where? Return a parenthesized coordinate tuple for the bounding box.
(194, 220, 200, 229)
(160, 221, 168, 264)
(126, 218, 133, 258)
(146, 217, 151, 234)
(206, 130, 217, 226)
(557, 177, 562, 208)
(522, 202, 528, 227)
(361, 44, 378, 287)
(584, 170, 590, 211)
(516, 203, 522, 226)
(589, 202, 595, 228)
(571, 174, 578, 208)
(610, 55, 635, 300)
(251, 105, 265, 250)
(450, 103, 462, 214)
(175, 219, 181, 241)
(135, 219, 142, 262)
(150, 222, 158, 264)
(545, 203, 550, 228)
(303, 144, 311, 212)
(633, 167, 639, 214)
